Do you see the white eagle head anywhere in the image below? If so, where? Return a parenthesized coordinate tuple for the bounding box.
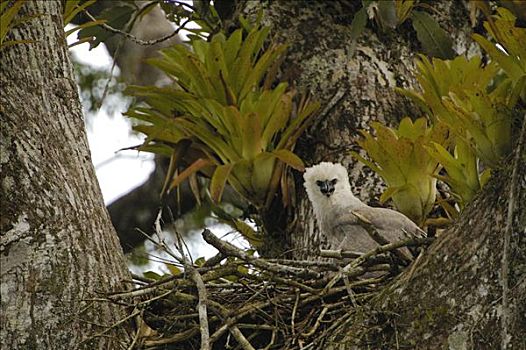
(303, 162, 353, 204)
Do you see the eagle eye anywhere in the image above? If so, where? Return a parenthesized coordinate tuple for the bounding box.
(316, 180, 323, 186)
(330, 178, 338, 185)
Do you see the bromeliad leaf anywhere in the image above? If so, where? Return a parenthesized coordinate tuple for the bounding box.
(170, 158, 212, 190)
(353, 117, 447, 225)
(125, 24, 319, 212)
(210, 164, 233, 203)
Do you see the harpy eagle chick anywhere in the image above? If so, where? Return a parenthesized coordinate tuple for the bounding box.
(303, 162, 422, 258)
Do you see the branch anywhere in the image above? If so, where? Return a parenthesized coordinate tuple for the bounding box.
(323, 235, 434, 293)
(160, 212, 211, 350)
(84, 10, 191, 46)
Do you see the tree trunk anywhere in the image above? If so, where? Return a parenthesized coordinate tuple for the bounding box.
(1, 1, 130, 348)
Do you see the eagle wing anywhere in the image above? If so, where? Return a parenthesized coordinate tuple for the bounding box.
(331, 205, 420, 258)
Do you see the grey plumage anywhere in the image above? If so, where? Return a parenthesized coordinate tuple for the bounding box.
(303, 162, 422, 257)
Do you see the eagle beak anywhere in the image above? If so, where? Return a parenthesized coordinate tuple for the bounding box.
(319, 180, 335, 197)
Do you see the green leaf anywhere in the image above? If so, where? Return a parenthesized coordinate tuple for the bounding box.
(65, 19, 106, 38)
(377, 0, 398, 30)
(135, 143, 173, 157)
(473, 34, 523, 79)
(354, 117, 443, 224)
(63, 0, 97, 25)
(223, 28, 242, 68)
(233, 219, 262, 247)
(238, 44, 287, 100)
(195, 257, 206, 267)
(241, 112, 262, 160)
(395, 0, 415, 24)
(411, 10, 455, 59)
(230, 26, 270, 97)
(379, 185, 401, 203)
(1, 0, 24, 44)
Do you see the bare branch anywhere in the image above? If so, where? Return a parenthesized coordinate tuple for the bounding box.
(84, 10, 191, 46)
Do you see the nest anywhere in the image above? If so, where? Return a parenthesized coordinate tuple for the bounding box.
(99, 226, 433, 350)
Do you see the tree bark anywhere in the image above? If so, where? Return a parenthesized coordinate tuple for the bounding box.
(1, 1, 130, 348)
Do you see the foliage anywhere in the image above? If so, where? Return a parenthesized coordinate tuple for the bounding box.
(0, 0, 104, 49)
(352, 118, 447, 225)
(425, 139, 489, 210)
(75, 0, 235, 49)
(409, 9, 454, 59)
(472, 7, 526, 105)
(356, 7, 525, 222)
(125, 25, 319, 215)
(348, 1, 454, 59)
(399, 54, 512, 168)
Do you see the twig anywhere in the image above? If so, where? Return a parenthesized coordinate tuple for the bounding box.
(322, 237, 433, 293)
(291, 290, 300, 342)
(143, 328, 199, 346)
(267, 258, 347, 268)
(302, 306, 329, 337)
(189, 267, 211, 350)
(84, 9, 190, 46)
(342, 273, 358, 307)
(160, 212, 210, 350)
(128, 309, 144, 350)
(261, 328, 277, 350)
(228, 327, 256, 350)
(319, 249, 363, 259)
(208, 295, 290, 344)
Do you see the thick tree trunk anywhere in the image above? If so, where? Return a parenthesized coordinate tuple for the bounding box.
(1, 1, 130, 348)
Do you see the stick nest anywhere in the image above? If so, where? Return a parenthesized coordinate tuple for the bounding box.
(99, 227, 433, 350)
